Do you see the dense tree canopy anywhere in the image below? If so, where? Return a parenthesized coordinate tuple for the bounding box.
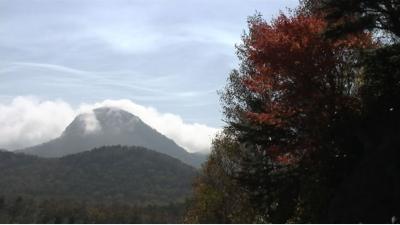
(228, 12, 371, 161)
(184, 132, 258, 223)
(0, 196, 187, 224)
(319, 0, 400, 40)
(222, 11, 373, 223)
(186, 1, 396, 222)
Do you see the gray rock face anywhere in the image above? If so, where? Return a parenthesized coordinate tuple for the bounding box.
(19, 107, 206, 168)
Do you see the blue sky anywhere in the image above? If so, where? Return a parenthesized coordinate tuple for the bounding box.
(0, 0, 298, 128)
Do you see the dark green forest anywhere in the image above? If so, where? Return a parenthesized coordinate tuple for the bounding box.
(0, 146, 196, 223)
(0, 196, 187, 223)
(0, 146, 196, 205)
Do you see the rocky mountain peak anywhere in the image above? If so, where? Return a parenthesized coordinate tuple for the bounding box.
(62, 107, 142, 137)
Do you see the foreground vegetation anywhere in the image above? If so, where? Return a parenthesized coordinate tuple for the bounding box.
(186, 0, 400, 223)
(0, 196, 187, 223)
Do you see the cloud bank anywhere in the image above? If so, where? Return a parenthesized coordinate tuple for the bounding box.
(0, 96, 220, 153)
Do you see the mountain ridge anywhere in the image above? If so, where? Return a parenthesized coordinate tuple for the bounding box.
(0, 145, 197, 205)
(18, 107, 206, 167)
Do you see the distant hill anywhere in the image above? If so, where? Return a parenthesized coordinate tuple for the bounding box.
(18, 107, 206, 168)
(0, 146, 197, 205)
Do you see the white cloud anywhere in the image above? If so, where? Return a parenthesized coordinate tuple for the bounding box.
(78, 99, 220, 153)
(0, 96, 219, 153)
(79, 112, 101, 134)
(0, 96, 75, 150)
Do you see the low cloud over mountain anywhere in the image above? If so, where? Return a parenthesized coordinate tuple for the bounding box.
(0, 96, 220, 153)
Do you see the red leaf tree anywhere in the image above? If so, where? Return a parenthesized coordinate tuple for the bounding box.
(227, 12, 371, 163)
(221, 11, 373, 222)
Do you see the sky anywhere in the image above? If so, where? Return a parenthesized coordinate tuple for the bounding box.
(0, 0, 299, 153)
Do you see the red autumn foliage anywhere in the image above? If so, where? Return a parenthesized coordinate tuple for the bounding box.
(241, 13, 373, 163)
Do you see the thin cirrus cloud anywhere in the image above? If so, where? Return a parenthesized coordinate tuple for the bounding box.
(0, 61, 218, 103)
(0, 0, 299, 128)
(0, 96, 220, 153)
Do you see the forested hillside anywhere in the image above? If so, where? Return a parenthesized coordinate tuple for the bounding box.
(0, 146, 196, 205)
